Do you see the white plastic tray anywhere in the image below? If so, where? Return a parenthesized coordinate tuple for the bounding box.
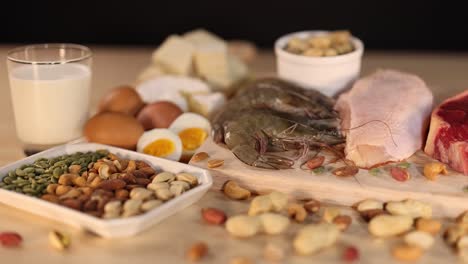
(0, 143, 212, 238)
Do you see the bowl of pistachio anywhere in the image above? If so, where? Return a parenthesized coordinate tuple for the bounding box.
(274, 30, 364, 97)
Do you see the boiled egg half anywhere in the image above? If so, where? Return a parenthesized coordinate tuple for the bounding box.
(169, 113, 211, 158)
(137, 128, 182, 161)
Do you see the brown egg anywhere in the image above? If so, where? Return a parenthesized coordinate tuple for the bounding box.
(98, 85, 145, 116)
(137, 101, 183, 130)
(84, 112, 144, 150)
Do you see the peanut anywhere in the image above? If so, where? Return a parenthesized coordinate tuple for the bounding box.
(303, 199, 321, 213)
(386, 199, 432, 218)
(332, 165, 359, 177)
(444, 223, 468, 246)
(191, 152, 209, 162)
(223, 180, 251, 200)
(41, 194, 59, 203)
(333, 215, 352, 231)
(59, 188, 81, 200)
(392, 244, 422, 262)
(423, 162, 448, 181)
(186, 242, 208, 262)
(268, 191, 288, 212)
(207, 159, 224, 168)
(249, 195, 273, 216)
(46, 184, 59, 194)
(368, 215, 413, 237)
(226, 215, 261, 238)
(457, 211, 468, 224)
(141, 200, 163, 212)
(89, 176, 102, 188)
(152, 172, 175, 183)
(55, 185, 71, 196)
(458, 236, 468, 250)
(201, 208, 227, 225)
(58, 174, 76, 186)
(322, 207, 341, 223)
(415, 218, 441, 235)
(294, 223, 340, 255)
(306, 156, 325, 169)
(356, 199, 383, 212)
(404, 231, 434, 250)
(390, 167, 410, 182)
(288, 203, 307, 223)
(176, 173, 198, 186)
(125, 160, 136, 172)
(78, 187, 93, 196)
(259, 213, 290, 235)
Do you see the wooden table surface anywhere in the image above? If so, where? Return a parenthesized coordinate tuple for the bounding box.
(0, 45, 467, 263)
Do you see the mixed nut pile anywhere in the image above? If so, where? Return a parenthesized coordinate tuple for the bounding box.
(186, 179, 468, 263)
(0, 150, 199, 219)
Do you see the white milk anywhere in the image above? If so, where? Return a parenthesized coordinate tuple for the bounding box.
(9, 63, 91, 145)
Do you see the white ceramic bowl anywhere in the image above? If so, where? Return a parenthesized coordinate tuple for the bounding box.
(275, 31, 364, 97)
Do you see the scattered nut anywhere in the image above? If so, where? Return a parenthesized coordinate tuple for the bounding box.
(141, 199, 163, 212)
(207, 159, 224, 168)
(368, 215, 413, 237)
(98, 164, 111, 179)
(226, 215, 261, 238)
(249, 195, 274, 216)
(322, 207, 341, 223)
(97, 179, 126, 191)
(41, 194, 59, 203)
(306, 156, 325, 169)
(423, 162, 448, 181)
(415, 218, 441, 235)
(356, 199, 383, 212)
(288, 203, 307, 223)
(392, 244, 422, 262)
(342, 246, 359, 262)
(457, 211, 468, 224)
(170, 180, 191, 191)
(68, 164, 81, 174)
(303, 199, 321, 213)
(115, 189, 129, 200)
(58, 174, 75, 185)
(55, 185, 72, 196)
(333, 215, 352, 231)
(122, 199, 142, 217)
(404, 230, 434, 250)
(201, 208, 227, 225)
(170, 184, 185, 196)
(444, 223, 468, 246)
(191, 152, 209, 162)
(186, 241, 208, 262)
(390, 167, 410, 182)
(59, 188, 81, 200)
(458, 236, 468, 250)
(332, 165, 359, 177)
(386, 199, 432, 218)
(268, 191, 288, 212)
(223, 180, 251, 200)
(104, 200, 122, 214)
(49, 230, 71, 251)
(294, 223, 340, 255)
(263, 242, 285, 262)
(147, 182, 170, 191)
(360, 209, 386, 222)
(0, 232, 22, 247)
(46, 183, 59, 194)
(259, 213, 290, 235)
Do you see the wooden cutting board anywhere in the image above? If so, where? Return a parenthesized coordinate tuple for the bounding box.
(190, 139, 468, 218)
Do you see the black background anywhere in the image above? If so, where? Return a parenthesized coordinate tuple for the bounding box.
(1, 0, 467, 51)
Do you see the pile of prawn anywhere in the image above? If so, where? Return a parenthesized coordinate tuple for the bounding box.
(212, 78, 345, 169)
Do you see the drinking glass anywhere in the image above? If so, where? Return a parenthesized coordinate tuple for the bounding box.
(7, 44, 92, 156)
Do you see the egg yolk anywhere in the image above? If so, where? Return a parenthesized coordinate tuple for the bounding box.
(143, 139, 175, 157)
(178, 128, 207, 151)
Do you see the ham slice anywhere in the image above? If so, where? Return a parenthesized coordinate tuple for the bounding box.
(425, 90, 468, 175)
(335, 70, 433, 168)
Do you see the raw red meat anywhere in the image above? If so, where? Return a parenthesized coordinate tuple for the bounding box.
(425, 90, 468, 175)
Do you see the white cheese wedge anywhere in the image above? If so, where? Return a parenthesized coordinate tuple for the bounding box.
(183, 29, 227, 51)
(187, 92, 226, 117)
(152, 35, 195, 75)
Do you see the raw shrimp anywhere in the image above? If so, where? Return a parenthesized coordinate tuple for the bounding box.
(212, 78, 344, 169)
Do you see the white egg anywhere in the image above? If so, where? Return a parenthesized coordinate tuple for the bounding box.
(137, 129, 182, 161)
(169, 113, 211, 158)
(136, 75, 212, 112)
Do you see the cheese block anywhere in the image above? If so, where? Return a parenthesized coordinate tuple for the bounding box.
(152, 35, 195, 75)
(187, 92, 226, 117)
(183, 29, 227, 51)
(136, 64, 166, 84)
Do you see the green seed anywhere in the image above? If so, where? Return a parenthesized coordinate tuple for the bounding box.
(8, 171, 16, 178)
(53, 167, 63, 177)
(23, 167, 35, 173)
(3, 177, 12, 184)
(35, 168, 45, 174)
(15, 168, 26, 176)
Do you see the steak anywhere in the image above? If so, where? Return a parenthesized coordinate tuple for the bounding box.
(425, 90, 468, 175)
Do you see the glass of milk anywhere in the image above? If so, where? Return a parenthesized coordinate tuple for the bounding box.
(7, 44, 92, 156)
